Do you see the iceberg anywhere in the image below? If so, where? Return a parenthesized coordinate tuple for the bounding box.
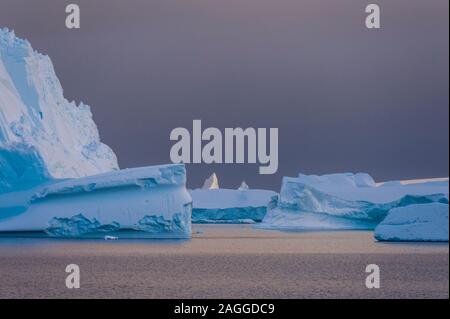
(192, 174, 278, 223)
(0, 28, 118, 192)
(0, 164, 192, 238)
(375, 203, 449, 242)
(0, 29, 192, 238)
(201, 173, 219, 190)
(260, 173, 449, 230)
(191, 187, 278, 224)
(238, 181, 249, 191)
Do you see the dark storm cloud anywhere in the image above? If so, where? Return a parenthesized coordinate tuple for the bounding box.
(0, 0, 448, 189)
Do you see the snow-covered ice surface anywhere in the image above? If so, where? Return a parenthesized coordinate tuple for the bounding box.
(260, 173, 449, 232)
(0, 164, 192, 238)
(374, 203, 449, 242)
(0, 29, 192, 238)
(191, 188, 278, 223)
(0, 28, 118, 193)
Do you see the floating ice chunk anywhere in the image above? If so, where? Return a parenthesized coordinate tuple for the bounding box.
(375, 203, 449, 242)
(104, 235, 118, 241)
(191, 188, 278, 223)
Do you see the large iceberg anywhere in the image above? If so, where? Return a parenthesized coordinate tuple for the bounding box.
(0, 164, 192, 238)
(0, 28, 191, 238)
(260, 173, 449, 230)
(375, 203, 449, 242)
(0, 28, 118, 192)
(191, 177, 278, 223)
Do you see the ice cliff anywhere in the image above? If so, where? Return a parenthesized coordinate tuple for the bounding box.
(0, 29, 191, 238)
(0, 28, 118, 192)
(0, 164, 192, 238)
(260, 173, 449, 233)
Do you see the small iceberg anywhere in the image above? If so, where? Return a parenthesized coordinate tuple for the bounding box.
(375, 203, 449, 242)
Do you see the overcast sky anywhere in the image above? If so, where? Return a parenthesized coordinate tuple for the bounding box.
(0, 0, 448, 189)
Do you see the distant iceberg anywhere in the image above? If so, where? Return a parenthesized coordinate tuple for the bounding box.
(0, 29, 191, 238)
(201, 173, 219, 190)
(260, 173, 449, 231)
(375, 203, 449, 242)
(191, 175, 277, 223)
(238, 181, 249, 191)
(191, 189, 278, 223)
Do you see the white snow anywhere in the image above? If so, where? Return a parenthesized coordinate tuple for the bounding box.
(0, 28, 118, 192)
(375, 203, 449, 242)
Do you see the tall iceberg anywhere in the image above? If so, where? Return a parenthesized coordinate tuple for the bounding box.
(0, 28, 118, 192)
(260, 173, 449, 231)
(0, 28, 191, 238)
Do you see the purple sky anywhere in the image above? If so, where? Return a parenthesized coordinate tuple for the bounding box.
(0, 0, 448, 189)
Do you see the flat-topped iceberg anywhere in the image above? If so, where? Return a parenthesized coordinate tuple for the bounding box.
(191, 188, 278, 224)
(260, 173, 449, 230)
(0, 164, 192, 238)
(375, 203, 449, 242)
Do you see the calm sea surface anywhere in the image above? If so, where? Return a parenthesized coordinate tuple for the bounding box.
(0, 225, 448, 298)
